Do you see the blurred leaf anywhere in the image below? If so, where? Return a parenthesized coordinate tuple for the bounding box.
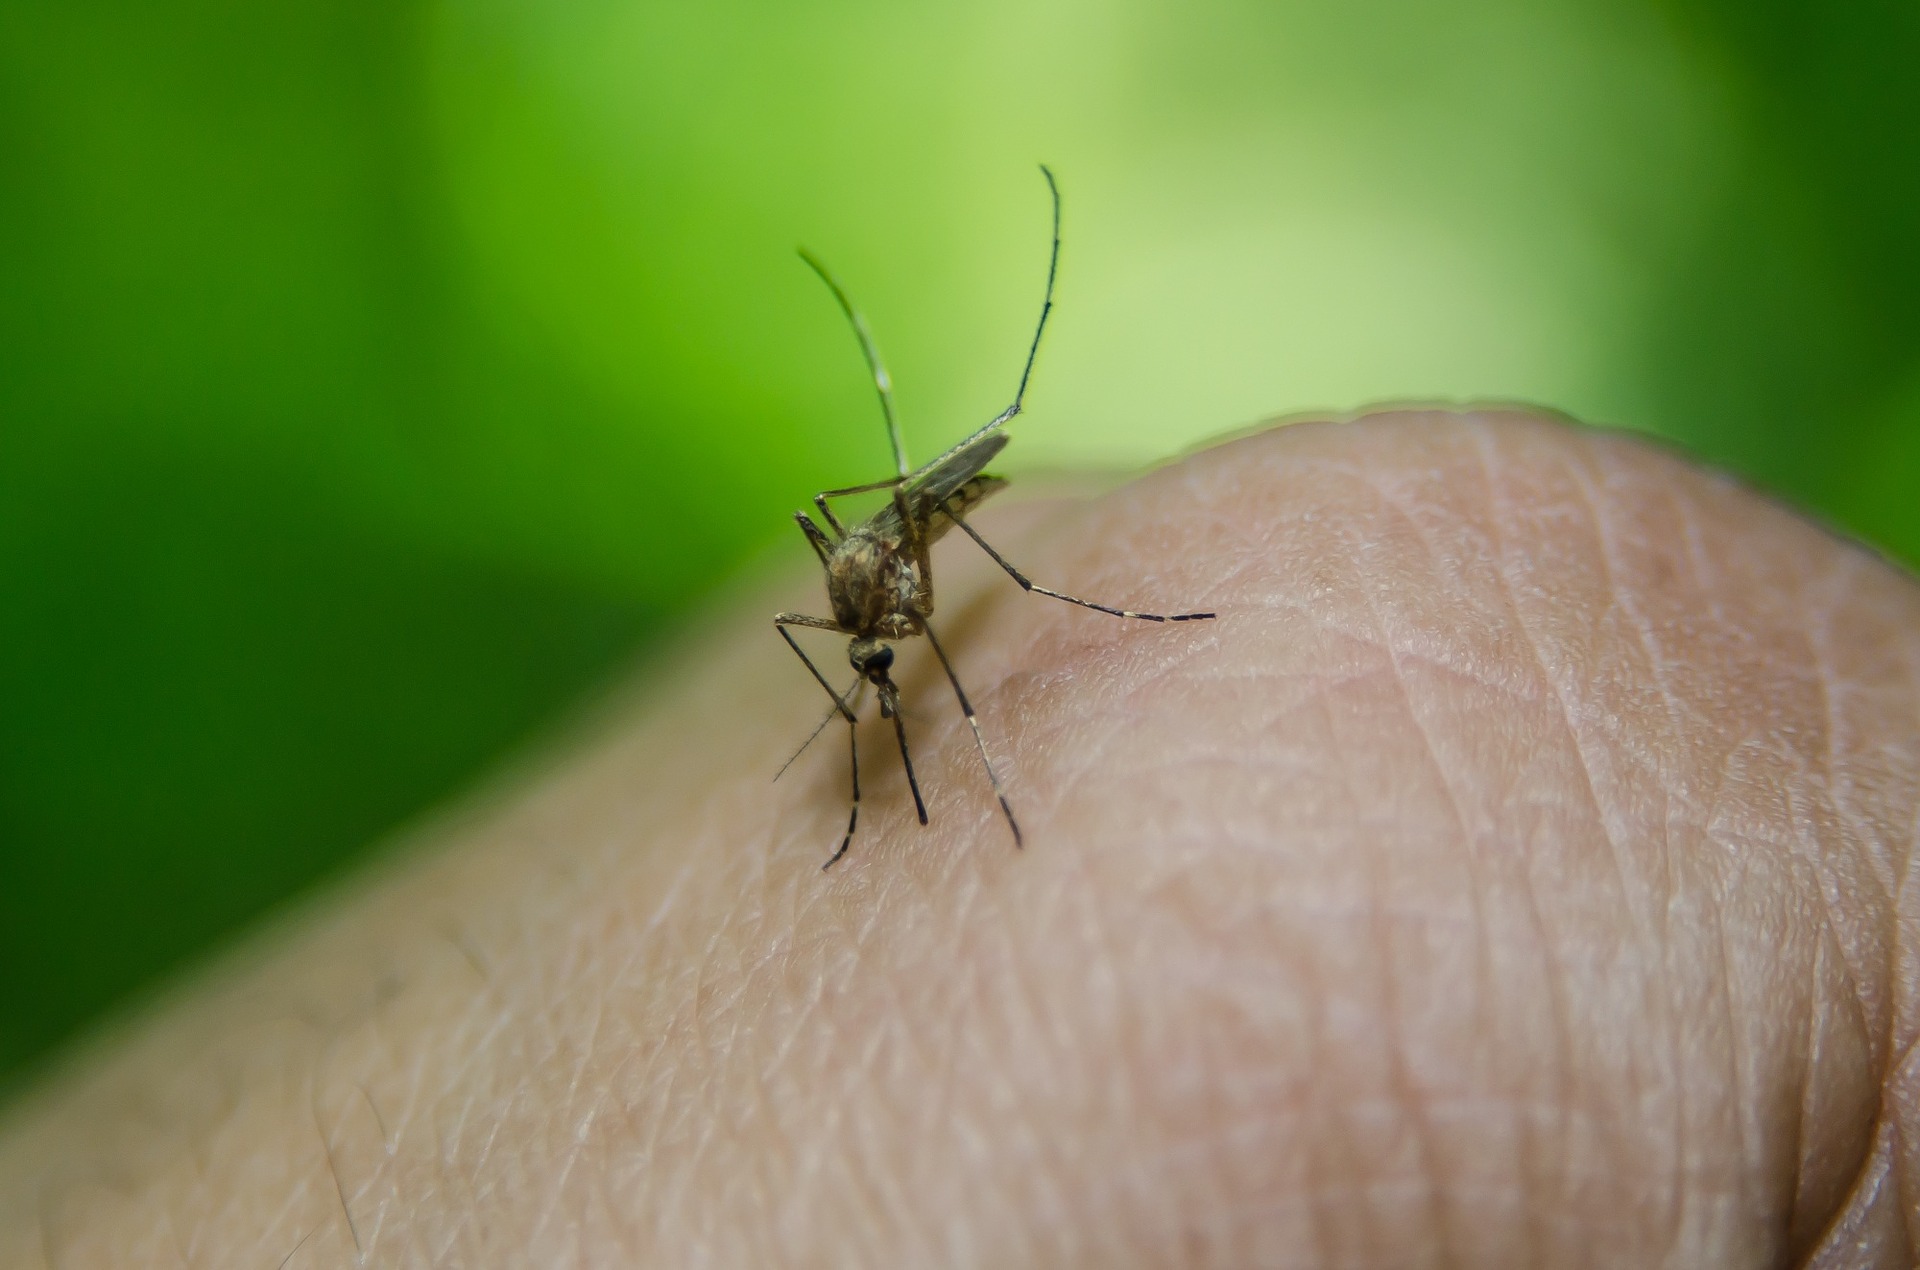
(0, 438, 649, 1080)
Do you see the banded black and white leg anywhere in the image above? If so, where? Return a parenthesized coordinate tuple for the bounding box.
(940, 504, 1216, 623)
(921, 621, 1022, 848)
(879, 683, 929, 830)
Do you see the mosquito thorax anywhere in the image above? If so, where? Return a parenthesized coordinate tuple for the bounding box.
(828, 528, 921, 638)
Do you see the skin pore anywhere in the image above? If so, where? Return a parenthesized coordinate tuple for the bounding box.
(1, 410, 1916, 1267)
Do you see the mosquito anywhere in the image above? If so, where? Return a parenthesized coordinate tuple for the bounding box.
(776, 166, 1215, 870)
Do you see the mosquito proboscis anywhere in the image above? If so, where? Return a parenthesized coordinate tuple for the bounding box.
(776, 166, 1215, 870)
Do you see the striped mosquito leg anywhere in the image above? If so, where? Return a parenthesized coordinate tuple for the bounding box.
(823, 710, 861, 871)
(775, 617, 858, 718)
(772, 617, 866, 870)
(921, 622, 1022, 848)
(888, 701, 930, 827)
(944, 511, 1215, 622)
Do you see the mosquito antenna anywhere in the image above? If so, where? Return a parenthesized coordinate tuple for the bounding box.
(776, 678, 862, 783)
(798, 249, 910, 479)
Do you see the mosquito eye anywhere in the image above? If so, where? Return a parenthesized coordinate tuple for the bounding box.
(868, 646, 894, 672)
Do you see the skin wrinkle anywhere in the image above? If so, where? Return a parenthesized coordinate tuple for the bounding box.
(911, 951, 970, 1247)
(10, 411, 1920, 1266)
(1576, 439, 1714, 1104)
(1707, 831, 1760, 1246)
(307, 1041, 380, 1255)
(1549, 447, 1674, 948)
(1751, 522, 1896, 1245)
(1566, 445, 1751, 1245)
(971, 889, 1061, 1260)
(1057, 829, 1134, 1173)
(1790, 849, 1828, 1238)
(1674, 480, 1727, 619)
(254, 1172, 312, 1262)
(1819, 1115, 1900, 1265)
(310, 1099, 361, 1262)
(532, 1081, 599, 1250)
(159, 1212, 188, 1269)
(1008, 917, 1087, 1268)
(1649, 477, 1782, 1249)
(1896, 873, 1920, 1260)
(349, 1083, 393, 1245)
(1297, 876, 1339, 1270)
(1641, 479, 1707, 1253)
(1324, 660, 1438, 1266)
(1505, 439, 1658, 1252)
(1901, 781, 1920, 1254)
(447, 1006, 518, 1178)
(1578, 448, 1692, 751)
(1653, 777, 1688, 1259)
(1356, 708, 1447, 1268)
(1006, 798, 1107, 1253)
(1814, 560, 1914, 1019)
(1881, 1022, 1920, 1237)
(1335, 479, 1462, 1266)
(1779, 566, 1910, 1249)
(1369, 447, 1509, 1128)
(1471, 425, 1601, 1262)
(1782, 776, 1879, 1241)
(1807, 561, 1867, 872)
(327, 1097, 392, 1260)
(1785, 649, 1882, 1072)
(1301, 686, 1361, 1268)
(272, 1227, 314, 1270)
(871, 967, 945, 1226)
(1544, 452, 1707, 1246)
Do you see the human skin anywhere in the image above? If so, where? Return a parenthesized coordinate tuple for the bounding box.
(0, 409, 1916, 1268)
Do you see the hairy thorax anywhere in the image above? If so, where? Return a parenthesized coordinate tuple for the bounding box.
(827, 529, 922, 639)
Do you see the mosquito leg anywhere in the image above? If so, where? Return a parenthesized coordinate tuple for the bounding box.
(817, 477, 907, 499)
(776, 678, 862, 783)
(920, 622, 1021, 848)
(774, 618, 868, 869)
(793, 511, 836, 567)
(943, 506, 1215, 623)
(813, 476, 907, 536)
(897, 484, 934, 617)
(775, 617, 858, 719)
(822, 708, 861, 870)
(887, 696, 929, 827)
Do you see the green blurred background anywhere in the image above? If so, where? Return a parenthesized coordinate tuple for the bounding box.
(2, 0, 1916, 1094)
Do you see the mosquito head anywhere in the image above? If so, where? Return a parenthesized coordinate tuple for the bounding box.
(849, 637, 894, 680)
(849, 638, 898, 716)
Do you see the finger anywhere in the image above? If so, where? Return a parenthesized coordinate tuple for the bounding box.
(2, 409, 1916, 1269)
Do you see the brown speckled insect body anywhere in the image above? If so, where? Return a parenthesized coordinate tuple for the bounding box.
(776, 168, 1214, 869)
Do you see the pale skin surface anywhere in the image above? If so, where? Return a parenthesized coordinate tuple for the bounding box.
(1, 409, 1917, 1268)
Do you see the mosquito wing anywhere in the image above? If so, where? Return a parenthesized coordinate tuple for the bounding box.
(908, 430, 1009, 504)
(868, 431, 1011, 542)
